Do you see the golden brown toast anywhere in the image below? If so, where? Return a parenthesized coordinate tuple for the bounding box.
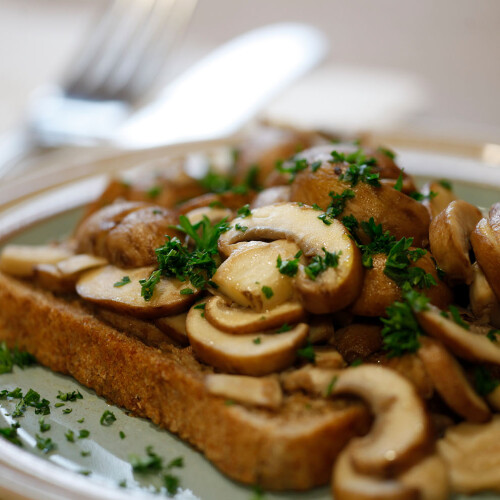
(0, 270, 369, 490)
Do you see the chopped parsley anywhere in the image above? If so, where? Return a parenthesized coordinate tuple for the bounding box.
(487, 329, 500, 342)
(0, 342, 36, 374)
(146, 185, 162, 199)
(377, 146, 396, 160)
(304, 249, 341, 280)
(100, 410, 117, 426)
(447, 305, 470, 329)
(180, 288, 194, 295)
(393, 171, 404, 191)
(350, 358, 363, 367)
(57, 390, 83, 402)
(341, 214, 359, 234)
(253, 337, 262, 345)
(277, 251, 302, 277)
(35, 434, 56, 454)
(317, 189, 355, 225)
(65, 430, 75, 442)
(140, 216, 230, 300)
(297, 342, 316, 363)
(311, 160, 322, 172)
(474, 366, 500, 396)
(0, 425, 22, 447)
(409, 190, 437, 202)
(325, 376, 338, 397)
(119, 431, 126, 440)
(199, 164, 261, 195)
(330, 149, 380, 187)
(276, 323, 291, 333)
(235, 223, 248, 232)
(276, 157, 309, 183)
(39, 417, 51, 433)
(113, 276, 131, 287)
(79, 430, 90, 439)
(261, 286, 274, 299)
(62, 408, 72, 414)
(438, 179, 453, 191)
(12, 389, 50, 418)
(130, 446, 163, 473)
(164, 474, 180, 495)
(236, 204, 252, 218)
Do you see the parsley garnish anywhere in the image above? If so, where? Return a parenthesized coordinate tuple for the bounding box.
(100, 410, 116, 426)
(438, 179, 453, 191)
(331, 149, 380, 187)
(409, 190, 437, 202)
(140, 216, 230, 300)
(62, 408, 72, 414)
(261, 286, 273, 299)
(79, 429, 90, 439)
(448, 305, 469, 330)
(317, 189, 355, 225)
(311, 160, 322, 172)
(487, 329, 500, 342)
(65, 430, 75, 442)
(180, 288, 194, 295)
(341, 214, 359, 233)
(474, 366, 500, 396)
(119, 431, 126, 440)
(12, 389, 50, 418)
(325, 376, 338, 396)
(237, 204, 252, 218)
(39, 417, 50, 433)
(377, 147, 396, 160)
(36, 434, 56, 454)
(304, 249, 341, 280)
(199, 164, 261, 195)
(276, 157, 309, 183)
(393, 172, 404, 191)
(276, 323, 291, 333)
(146, 185, 162, 199)
(0, 425, 22, 447)
(130, 446, 163, 473)
(277, 251, 302, 277)
(164, 474, 179, 495)
(57, 390, 83, 402)
(297, 342, 316, 363)
(81, 450, 91, 457)
(0, 342, 36, 374)
(350, 358, 363, 367)
(235, 223, 248, 232)
(253, 337, 262, 345)
(113, 276, 131, 287)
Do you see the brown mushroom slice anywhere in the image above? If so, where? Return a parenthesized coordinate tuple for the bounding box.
(308, 315, 335, 344)
(155, 312, 189, 346)
(251, 186, 291, 209)
(486, 385, 500, 412)
(421, 181, 458, 218)
(429, 200, 482, 284)
(281, 366, 341, 397)
(417, 337, 491, 422)
(417, 305, 500, 364)
(204, 374, 283, 409)
(334, 324, 383, 364)
(204, 295, 306, 334)
(186, 304, 308, 376)
(218, 203, 363, 314)
(213, 239, 302, 311)
(471, 207, 500, 302)
(184, 206, 233, 225)
(76, 265, 198, 319)
(0, 244, 73, 278)
(331, 365, 431, 476)
(314, 347, 345, 369)
(332, 441, 419, 500)
(437, 415, 500, 493)
(469, 262, 500, 325)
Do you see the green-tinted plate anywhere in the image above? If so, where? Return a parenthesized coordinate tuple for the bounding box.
(1, 150, 500, 500)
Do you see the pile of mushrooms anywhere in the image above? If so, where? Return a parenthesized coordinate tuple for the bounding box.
(4, 130, 500, 500)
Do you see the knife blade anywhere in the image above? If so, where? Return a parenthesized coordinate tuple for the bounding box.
(113, 22, 328, 149)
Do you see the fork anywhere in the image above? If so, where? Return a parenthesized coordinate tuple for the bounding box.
(0, 0, 197, 178)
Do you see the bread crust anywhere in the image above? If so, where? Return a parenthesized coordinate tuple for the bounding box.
(0, 271, 369, 490)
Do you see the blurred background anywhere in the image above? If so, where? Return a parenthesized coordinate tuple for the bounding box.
(1, 0, 499, 151)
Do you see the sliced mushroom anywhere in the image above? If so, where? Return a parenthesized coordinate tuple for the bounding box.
(213, 239, 302, 311)
(429, 200, 482, 284)
(288, 148, 430, 247)
(184, 206, 233, 225)
(417, 305, 500, 364)
(314, 347, 346, 369)
(332, 440, 419, 500)
(0, 244, 73, 278)
(186, 302, 308, 376)
(486, 384, 500, 412)
(469, 262, 500, 326)
(334, 324, 383, 364)
(438, 415, 500, 493)
(308, 315, 335, 344)
(471, 204, 500, 302)
(417, 337, 491, 422)
(251, 186, 291, 209)
(204, 373, 283, 409)
(34, 254, 108, 292)
(281, 365, 341, 397)
(76, 265, 198, 319)
(204, 295, 306, 334)
(218, 203, 363, 314)
(421, 180, 457, 218)
(155, 312, 189, 346)
(351, 252, 452, 317)
(331, 365, 431, 476)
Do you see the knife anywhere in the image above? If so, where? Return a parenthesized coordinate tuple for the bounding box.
(113, 22, 328, 149)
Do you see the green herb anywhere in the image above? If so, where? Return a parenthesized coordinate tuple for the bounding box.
(224, 400, 236, 406)
(118, 480, 127, 488)
(62, 408, 72, 414)
(35, 434, 56, 454)
(199, 165, 261, 195)
(438, 179, 453, 191)
(487, 329, 500, 342)
(113, 276, 131, 287)
(237, 204, 252, 218)
(0, 387, 22, 399)
(312, 203, 322, 211)
(341, 214, 359, 233)
(409, 190, 437, 202)
(54, 402, 65, 408)
(235, 223, 248, 232)
(141, 216, 230, 300)
(57, 390, 83, 402)
(79, 470, 91, 476)
(164, 474, 180, 496)
(311, 160, 322, 172)
(100, 410, 116, 426)
(250, 485, 267, 500)
(276, 323, 291, 333)
(78, 429, 90, 439)
(325, 376, 338, 396)
(448, 305, 470, 330)
(130, 446, 163, 473)
(0, 342, 36, 374)
(277, 251, 302, 277)
(81, 450, 91, 457)
(317, 189, 355, 225)
(209, 200, 225, 209)
(77, 418, 85, 423)
(194, 303, 206, 310)
(180, 288, 194, 295)
(152, 209, 163, 215)
(381, 287, 429, 357)
(332, 149, 380, 187)
(377, 147, 396, 160)
(261, 286, 274, 299)
(167, 457, 184, 469)
(350, 358, 363, 367)
(146, 185, 162, 199)
(0, 425, 22, 447)
(304, 249, 341, 280)
(39, 417, 51, 433)
(297, 342, 316, 363)
(276, 157, 309, 183)
(119, 431, 126, 440)
(253, 337, 262, 345)
(65, 430, 75, 443)
(393, 171, 404, 191)
(12, 389, 50, 418)
(474, 366, 500, 396)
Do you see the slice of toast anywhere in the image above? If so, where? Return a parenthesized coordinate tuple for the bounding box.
(0, 271, 369, 490)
